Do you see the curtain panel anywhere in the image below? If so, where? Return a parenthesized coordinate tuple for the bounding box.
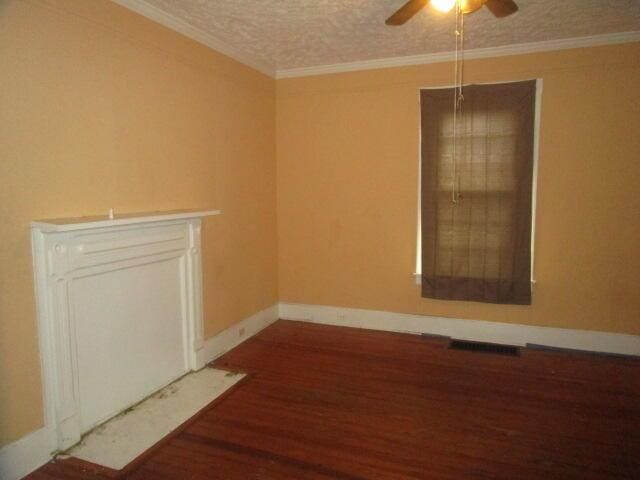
(420, 81, 536, 305)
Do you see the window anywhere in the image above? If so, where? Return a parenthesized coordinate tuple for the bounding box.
(417, 80, 539, 305)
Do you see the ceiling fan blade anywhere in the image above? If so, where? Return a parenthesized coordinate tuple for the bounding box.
(484, 0, 518, 17)
(385, 0, 430, 26)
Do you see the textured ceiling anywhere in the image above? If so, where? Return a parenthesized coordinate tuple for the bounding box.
(133, 0, 640, 73)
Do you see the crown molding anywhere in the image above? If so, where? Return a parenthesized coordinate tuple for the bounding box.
(110, 0, 275, 77)
(276, 31, 640, 79)
(105, 2, 640, 82)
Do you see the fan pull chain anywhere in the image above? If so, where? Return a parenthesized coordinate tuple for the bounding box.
(452, 1, 465, 205)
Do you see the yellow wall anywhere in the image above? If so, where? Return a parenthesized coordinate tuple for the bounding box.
(0, 0, 277, 446)
(3, 0, 640, 452)
(277, 43, 640, 335)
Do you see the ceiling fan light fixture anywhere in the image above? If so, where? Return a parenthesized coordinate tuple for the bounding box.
(431, 0, 457, 14)
(385, 0, 517, 26)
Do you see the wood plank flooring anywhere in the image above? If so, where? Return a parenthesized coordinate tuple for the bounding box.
(28, 320, 640, 479)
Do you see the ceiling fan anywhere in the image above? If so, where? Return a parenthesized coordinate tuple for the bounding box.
(386, 0, 518, 25)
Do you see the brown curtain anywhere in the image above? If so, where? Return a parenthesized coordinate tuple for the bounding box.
(420, 81, 536, 305)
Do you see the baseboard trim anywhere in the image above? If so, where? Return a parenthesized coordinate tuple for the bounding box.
(278, 302, 640, 357)
(0, 427, 53, 480)
(201, 304, 279, 364)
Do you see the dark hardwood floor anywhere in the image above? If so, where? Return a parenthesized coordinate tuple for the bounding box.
(28, 320, 640, 479)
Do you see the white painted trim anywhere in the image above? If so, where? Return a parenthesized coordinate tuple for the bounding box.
(0, 427, 52, 480)
(31, 209, 220, 233)
(109, 0, 275, 77)
(201, 304, 279, 364)
(414, 79, 543, 286)
(31, 215, 212, 451)
(415, 87, 423, 284)
(531, 79, 543, 283)
(276, 31, 640, 79)
(106, 1, 639, 80)
(279, 303, 640, 356)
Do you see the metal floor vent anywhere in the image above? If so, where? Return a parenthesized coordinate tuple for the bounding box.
(449, 339, 520, 356)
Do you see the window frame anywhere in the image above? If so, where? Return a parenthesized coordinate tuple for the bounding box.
(414, 78, 543, 286)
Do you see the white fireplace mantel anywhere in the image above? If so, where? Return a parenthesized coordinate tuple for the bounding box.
(31, 209, 219, 453)
(32, 208, 220, 232)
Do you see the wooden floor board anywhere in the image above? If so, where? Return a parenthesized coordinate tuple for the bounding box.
(28, 320, 640, 479)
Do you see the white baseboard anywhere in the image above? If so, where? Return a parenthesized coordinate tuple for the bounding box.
(278, 302, 640, 356)
(0, 427, 53, 480)
(3, 300, 634, 479)
(201, 303, 279, 364)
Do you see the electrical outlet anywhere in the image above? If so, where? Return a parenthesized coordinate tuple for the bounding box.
(239, 327, 245, 337)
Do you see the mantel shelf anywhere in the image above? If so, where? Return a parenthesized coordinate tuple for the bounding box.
(31, 209, 221, 233)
